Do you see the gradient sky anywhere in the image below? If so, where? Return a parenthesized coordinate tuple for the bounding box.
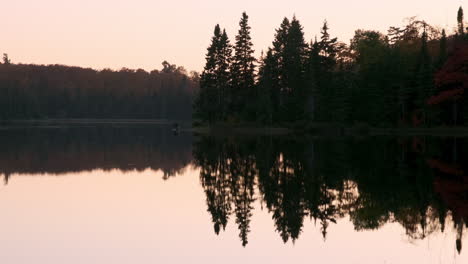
(2, 0, 465, 72)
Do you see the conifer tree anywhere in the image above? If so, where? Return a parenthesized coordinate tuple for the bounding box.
(315, 21, 339, 121)
(217, 29, 233, 120)
(197, 25, 222, 123)
(437, 29, 448, 68)
(197, 25, 232, 123)
(230, 12, 256, 120)
(319, 21, 339, 70)
(271, 18, 290, 121)
(415, 28, 434, 125)
(283, 16, 308, 120)
(305, 38, 320, 120)
(458, 7, 465, 36)
(256, 49, 274, 124)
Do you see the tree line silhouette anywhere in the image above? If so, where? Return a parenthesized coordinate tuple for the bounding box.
(0, 61, 198, 120)
(195, 8, 468, 127)
(193, 135, 468, 251)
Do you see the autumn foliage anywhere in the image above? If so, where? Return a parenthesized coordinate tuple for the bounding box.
(428, 42, 468, 105)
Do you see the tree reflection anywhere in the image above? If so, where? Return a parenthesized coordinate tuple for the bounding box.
(0, 126, 193, 180)
(193, 135, 468, 251)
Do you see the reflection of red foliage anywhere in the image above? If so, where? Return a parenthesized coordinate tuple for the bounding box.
(434, 177, 468, 220)
(428, 42, 468, 105)
(427, 159, 464, 176)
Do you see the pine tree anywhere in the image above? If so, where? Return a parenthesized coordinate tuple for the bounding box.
(415, 28, 433, 125)
(217, 29, 233, 120)
(196, 25, 232, 123)
(305, 38, 320, 120)
(458, 7, 465, 36)
(283, 16, 308, 120)
(256, 49, 274, 124)
(271, 18, 290, 121)
(316, 20, 339, 122)
(197, 25, 222, 124)
(319, 20, 339, 70)
(437, 29, 448, 68)
(230, 12, 256, 120)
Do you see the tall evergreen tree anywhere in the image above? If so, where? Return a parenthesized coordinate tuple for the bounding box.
(458, 7, 465, 36)
(305, 38, 320, 120)
(415, 27, 434, 125)
(315, 21, 340, 122)
(283, 16, 308, 120)
(271, 18, 290, 121)
(196, 25, 232, 123)
(217, 29, 233, 120)
(230, 12, 256, 120)
(196, 25, 222, 123)
(256, 50, 274, 124)
(437, 29, 448, 68)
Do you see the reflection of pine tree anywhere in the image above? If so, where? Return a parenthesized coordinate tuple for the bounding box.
(195, 138, 233, 234)
(264, 150, 306, 243)
(230, 150, 256, 247)
(193, 135, 467, 251)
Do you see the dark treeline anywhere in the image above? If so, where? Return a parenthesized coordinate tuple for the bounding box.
(0, 60, 199, 120)
(193, 135, 468, 251)
(0, 126, 192, 181)
(195, 8, 468, 127)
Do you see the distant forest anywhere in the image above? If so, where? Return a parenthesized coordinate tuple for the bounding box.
(195, 8, 468, 127)
(0, 60, 198, 120)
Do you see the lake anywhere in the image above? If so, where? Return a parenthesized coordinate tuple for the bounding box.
(0, 125, 467, 263)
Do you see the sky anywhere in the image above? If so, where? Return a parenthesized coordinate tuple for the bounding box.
(1, 0, 465, 72)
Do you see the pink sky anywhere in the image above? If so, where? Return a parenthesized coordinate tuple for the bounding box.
(1, 0, 465, 72)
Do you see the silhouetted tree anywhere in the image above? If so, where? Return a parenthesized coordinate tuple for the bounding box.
(271, 17, 290, 121)
(458, 7, 465, 36)
(283, 16, 308, 120)
(230, 12, 256, 120)
(2, 53, 10, 65)
(196, 25, 233, 123)
(256, 50, 274, 124)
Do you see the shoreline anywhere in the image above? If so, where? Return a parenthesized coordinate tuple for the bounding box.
(2, 119, 468, 136)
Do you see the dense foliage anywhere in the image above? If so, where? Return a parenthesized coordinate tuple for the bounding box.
(0, 61, 198, 120)
(196, 8, 468, 127)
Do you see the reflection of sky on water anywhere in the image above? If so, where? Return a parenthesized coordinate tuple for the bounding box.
(0, 169, 465, 264)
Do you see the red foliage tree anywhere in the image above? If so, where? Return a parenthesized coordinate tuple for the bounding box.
(427, 42, 468, 105)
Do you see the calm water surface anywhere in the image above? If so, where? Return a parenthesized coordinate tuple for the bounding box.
(1, 126, 467, 263)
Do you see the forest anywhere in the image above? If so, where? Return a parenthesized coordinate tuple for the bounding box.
(0, 60, 198, 120)
(195, 8, 468, 127)
(1, 8, 466, 128)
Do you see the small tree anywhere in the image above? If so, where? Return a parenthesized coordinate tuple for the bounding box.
(2, 53, 11, 65)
